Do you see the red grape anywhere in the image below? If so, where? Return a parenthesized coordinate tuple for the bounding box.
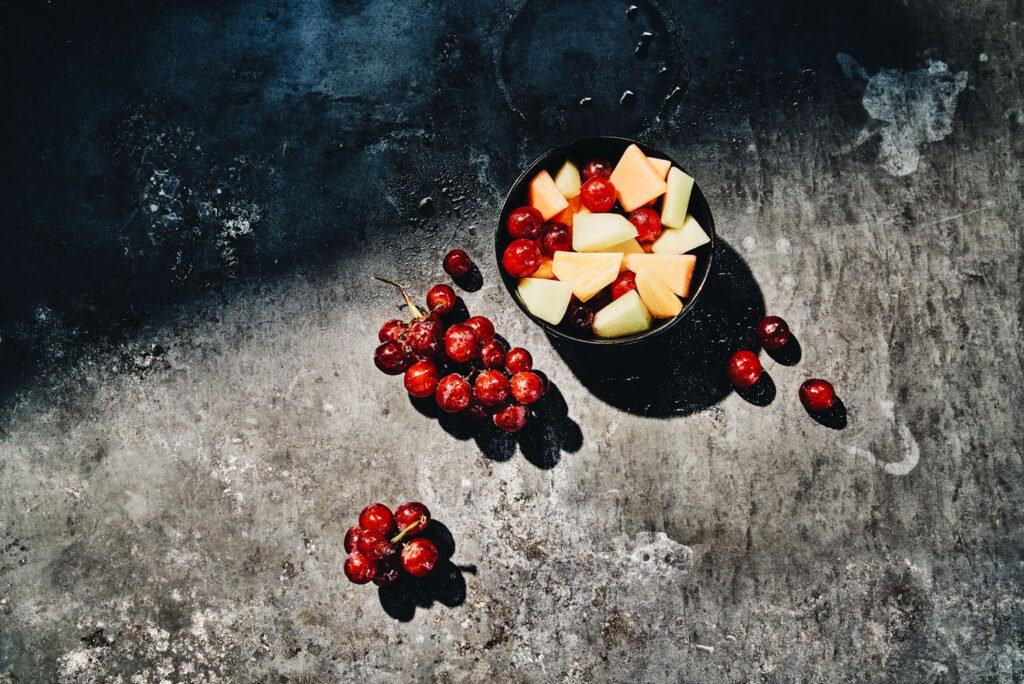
(505, 347, 533, 374)
(463, 398, 490, 420)
(799, 379, 835, 411)
(435, 374, 471, 413)
(359, 503, 395, 534)
(502, 239, 541, 277)
(344, 526, 364, 554)
(726, 351, 763, 388)
(757, 316, 791, 351)
(374, 341, 413, 375)
(443, 249, 472, 277)
(426, 284, 456, 315)
(401, 538, 438, 578)
(444, 323, 479, 363)
(506, 206, 544, 239)
(581, 177, 616, 212)
(493, 400, 528, 432)
(628, 208, 662, 243)
(356, 528, 394, 560)
(510, 371, 544, 404)
(464, 316, 495, 343)
(405, 318, 443, 358)
(372, 555, 401, 587)
(582, 158, 613, 180)
(344, 552, 377, 584)
(378, 319, 408, 343)
(611, 271, 637, 300)
(480, 339, 507, 369)
(539, 222, 572, 256)
(564, 300, 594, 334)
(474, 369, 511, 406)
(404, 360, 440, 398)
(395, 502, 430, 535)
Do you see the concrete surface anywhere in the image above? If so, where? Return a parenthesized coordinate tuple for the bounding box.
(1, 0, 1022, 681)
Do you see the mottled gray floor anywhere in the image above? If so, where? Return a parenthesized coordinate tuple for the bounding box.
(1, 0, 1022, 682)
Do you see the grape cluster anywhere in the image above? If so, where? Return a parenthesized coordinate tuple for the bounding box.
(344, 502, 435, 586)
(372, 256, 549, 433)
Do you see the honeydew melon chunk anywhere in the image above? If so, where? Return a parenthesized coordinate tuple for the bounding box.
(621, 253, 697, 296)
(634, 268, 683, 318)
(603, 238, 644, 254)
(517, 277, 573, 325)
(660, 167, 695, 230)
(551, 251, 622, 302)
(592, 289, 652, 338)
(553, 160, 582, 199)
(651, 214, 710, 256)
(572, 213, 638, 252)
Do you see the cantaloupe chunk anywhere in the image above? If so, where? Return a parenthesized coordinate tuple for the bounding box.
(660, 167, 695, 230)
(532, 257, 555, 279)
(592, 290, 652, 338)
(634, 268, 683, 318)
(621, 253, 698, 297)
(551, 195, 582, 228)
(551, 251, 622, 302)
(651, 214, 710, 256)
(572, 213, 637, 252)
(517, 277, 573, 325)
(648, 157, 671, 180)
(529, 170, 570, 221)
(609, 144, 668, 212)
(554, 160, 581, 199)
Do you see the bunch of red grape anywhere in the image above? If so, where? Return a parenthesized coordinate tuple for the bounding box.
(373, 252, 549, 433)
(344, 502, 436, 586)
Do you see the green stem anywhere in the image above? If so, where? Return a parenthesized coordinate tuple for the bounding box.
(374, 277, 424, 319)
(389, 516, 427, 545)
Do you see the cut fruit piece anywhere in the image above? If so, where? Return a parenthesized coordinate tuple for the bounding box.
(648, 157, 671, 179)
(609, 144, 668, 212)
(517, 277, 573, 325)
(660, 167, 695, 230)
(651, 214, 710, 256)
(551, 194, 582, 228)
(551, 251, 622, 302)
(622, 253, 698, 297)
(532, 257, 555, 279)
(572, 213, 638, 252)
(529, 170, 570, 221)
(553, 160, 582, 199)
(592, 289, 652, 338)
(634, 268, 683, 318)
(604, 238, 644, 258)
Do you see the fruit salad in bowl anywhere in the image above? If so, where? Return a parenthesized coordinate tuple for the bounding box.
(495, 137, 715, 345)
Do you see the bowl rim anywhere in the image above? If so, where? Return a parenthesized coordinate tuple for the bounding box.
(494, 135, 716, 347)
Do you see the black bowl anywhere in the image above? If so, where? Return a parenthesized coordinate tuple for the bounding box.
(495, 136, 716, 346)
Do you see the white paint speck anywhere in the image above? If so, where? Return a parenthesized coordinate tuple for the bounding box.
(979, 53, 989, 62)
(742, 236, 756, 250)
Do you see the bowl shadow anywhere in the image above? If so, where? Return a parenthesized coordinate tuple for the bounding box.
(549, 238, 765, 417)
(377, 521, 477, 622)
(409, 380, 582, 468)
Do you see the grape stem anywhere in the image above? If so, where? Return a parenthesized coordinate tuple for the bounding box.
(374, 277, 424, 319)
(389, 516, 428, 544)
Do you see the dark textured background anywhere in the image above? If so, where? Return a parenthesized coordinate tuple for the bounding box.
(0, 1, 1022, 681)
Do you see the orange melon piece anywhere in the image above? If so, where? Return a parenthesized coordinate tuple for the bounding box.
(635, 268, 683, 318)
(551, 251, 622, 302)
(551, 194, 582, 228)
(621, 253, 697, 297)
(532, 258, 555, 279)
(648, 157, 672, 180)
(529, 170, 570, 221)
(609, 144, 668, 212)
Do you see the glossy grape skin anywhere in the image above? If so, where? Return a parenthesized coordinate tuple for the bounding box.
(374, 341, 413, 375)
(611, 271, 638, 300)
(799, 379, 836, 411)
(756, 316, 791, 351)
(505, 347, 533, 374)
(401, 538, 439, 578)
(582, 158, 613, 180)
(435, 374, 471, 413)
(378, 319, 408, 343)
(628, 208, 662, 243)
(372, 555, 401, 587)
(404, 360, 440, 398)
(502, 239, 542, 278)
(539, 222, 572, 256)
(564, 301, 594, 334)
(462, 398, 490, 420)
(474, 369, 511, 406)
(356, 528, 394, 560)
(426, 284, 457, 315)
(344, 552, 377, 584)
(444, 324, 479, 363)
(344, 526, 364, 554)
(581, 177, 616, 212)
(510, 371, 544, 404)
(395, 502, 431, 535)
(443, 249, 472, 277)
(726, 351, 763, 388)
(480, 339, 507, 369)
(493, 400, 528, 432)
(506, 206, 544, 239)
(359, 503, 395, 534)
(464, 316, 495, 343)
(405, 318, 443, 358)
